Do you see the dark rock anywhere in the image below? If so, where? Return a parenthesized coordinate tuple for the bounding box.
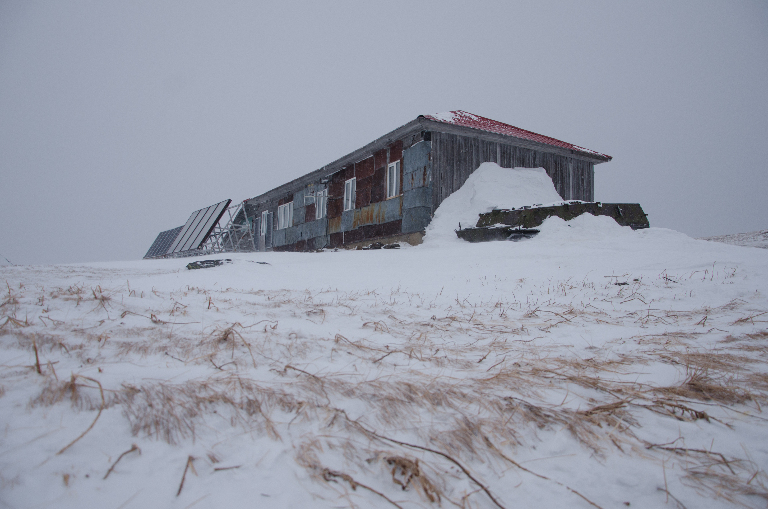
(186, 259, 232, 270)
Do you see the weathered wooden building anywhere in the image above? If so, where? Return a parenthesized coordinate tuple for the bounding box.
(243, 111, 612, 251)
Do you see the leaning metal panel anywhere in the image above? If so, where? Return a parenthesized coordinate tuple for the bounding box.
(199, 201, 256, 255)
(157, 201, 255, 259)
(167, 208, 206, 255)
(143, 226, 183, 259)
(184, 200, 231, 252)
(175, 207, 215, 253)
(166, 199, 232, 255)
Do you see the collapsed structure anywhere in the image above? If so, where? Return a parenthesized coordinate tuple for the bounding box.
(144, 111, 620, 257)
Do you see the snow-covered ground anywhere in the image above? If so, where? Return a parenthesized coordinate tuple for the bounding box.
(2, 166, 768, 508)
(701, 230, 768, 250)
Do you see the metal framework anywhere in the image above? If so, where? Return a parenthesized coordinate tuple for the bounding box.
(160, 200, 256, 259)
(166, 199, 232, 255)
(201, 201, 256, 254)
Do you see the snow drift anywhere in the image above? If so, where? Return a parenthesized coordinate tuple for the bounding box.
(424, 162, 566, 245)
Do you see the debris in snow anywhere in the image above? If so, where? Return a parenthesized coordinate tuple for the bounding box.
(186, 259, 233, 270)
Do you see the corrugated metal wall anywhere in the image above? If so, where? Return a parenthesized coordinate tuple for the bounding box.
(430, 132, 595, 211)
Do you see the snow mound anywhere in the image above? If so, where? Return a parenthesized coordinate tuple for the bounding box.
(537, 212, 629, 241)
(423, 162, 566, 245)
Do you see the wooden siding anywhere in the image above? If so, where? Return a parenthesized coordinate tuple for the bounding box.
(431, 132, 595, 212)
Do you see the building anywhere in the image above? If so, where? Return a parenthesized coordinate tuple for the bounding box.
(242, 111, 612, 251)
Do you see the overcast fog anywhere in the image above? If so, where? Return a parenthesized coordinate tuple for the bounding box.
(1, 0, 766, 265)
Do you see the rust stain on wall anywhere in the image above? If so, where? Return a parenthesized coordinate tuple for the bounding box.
(329, 216, 342, 234)
(353, 202, 386, 229)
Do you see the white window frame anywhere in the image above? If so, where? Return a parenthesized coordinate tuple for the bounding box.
(277, 202, 293, 230)
(344, 178, 356, 211)
(316, 188, 327, 220)
(260, 210, 268, 236)
(387, 161, 400, 199)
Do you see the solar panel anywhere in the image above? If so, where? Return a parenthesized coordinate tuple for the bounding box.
(180, 200, 230, 252)
(166, 199, 232, 255)
(144, 226, 183, 259)
(167, 208, 206, 255)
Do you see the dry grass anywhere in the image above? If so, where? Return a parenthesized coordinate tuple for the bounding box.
(2, 269, 768, 507)
(654, 367, 755, 405)
(114, 376, 294, 444)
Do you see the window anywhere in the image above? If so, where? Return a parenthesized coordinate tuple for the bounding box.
(387, 161, 400, 199)
(260, 211, 268, 236)
(316, 189, 327, 219)
(277, 202, 293, 229)
(344, 178, 356, 211)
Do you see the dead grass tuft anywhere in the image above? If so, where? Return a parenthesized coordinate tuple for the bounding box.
(116, 377, 291, 444)
(683, 469, 768, 504)
(656, 368, 754, 404)
(384, 455, 441, 503)
(31, 374, 115, 411)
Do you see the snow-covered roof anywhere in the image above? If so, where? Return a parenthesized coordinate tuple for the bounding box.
(423, 110, 611, 160)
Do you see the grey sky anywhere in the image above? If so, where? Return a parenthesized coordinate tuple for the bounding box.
(1, 0, 766, 265)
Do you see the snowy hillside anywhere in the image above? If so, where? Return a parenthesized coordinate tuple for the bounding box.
(2, 169, 768, 508)
(701, 230, 768, 250)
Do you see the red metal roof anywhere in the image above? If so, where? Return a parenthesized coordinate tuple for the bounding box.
(422, 110, 611, 160)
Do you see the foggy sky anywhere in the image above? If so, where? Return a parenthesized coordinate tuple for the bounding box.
(1, 0, 766, 265)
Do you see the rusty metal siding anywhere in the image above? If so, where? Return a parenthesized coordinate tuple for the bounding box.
(265, 212, 273, 249)
(402, 207, 431, 233)
(404, 167, 429, 192)
(305, 203, 316, 223)
(403, 140, 431, 189)
(328, 215, 341, 234)
(356, 156, 374, 179)
(272, 227, 286, 247)
(341, 209, 354, 232)
(292, 189, 305, 226)
(399, 140, 433, 235)
(305, 217, 328, 240)
(403, 187, 431, 209)
(355, 176, 372, 209)
(384, 196, 402, 222)
(353, 202, 384, 228)
(371, 165, 386, 202)
(284, 225, 299, 245)
(389, 140, 403, 163)
(374, 148, 388, 170)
